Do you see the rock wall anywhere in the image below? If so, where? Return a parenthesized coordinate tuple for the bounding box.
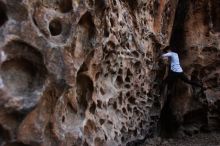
(159, 0, 220, 138)
(0, 0, 219, 146)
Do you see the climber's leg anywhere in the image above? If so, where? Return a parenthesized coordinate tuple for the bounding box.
(178, 72, 203, 88)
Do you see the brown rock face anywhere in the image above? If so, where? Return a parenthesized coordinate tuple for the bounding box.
(159, 0, 220, 139)
(0, 0, 219, 146)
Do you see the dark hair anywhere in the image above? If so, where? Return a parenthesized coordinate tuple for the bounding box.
(163, 46, 171, 53)
(163, 45, 178, 53)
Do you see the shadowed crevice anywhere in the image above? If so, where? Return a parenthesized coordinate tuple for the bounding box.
(169, 0, 190, 53)
(0, 1, 8, 27)
(59, 0, 73, 13)
(76, 74, 94, 113)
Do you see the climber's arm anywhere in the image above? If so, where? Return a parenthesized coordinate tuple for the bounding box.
(161, 52, 172, 58)
(157, 52, 171, 65)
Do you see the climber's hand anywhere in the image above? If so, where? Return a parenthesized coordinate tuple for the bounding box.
(162, 57, 169, 64)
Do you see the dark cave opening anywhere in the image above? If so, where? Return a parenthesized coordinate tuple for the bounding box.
(0, 1, 8, 27)
(169, 0, 190, 53)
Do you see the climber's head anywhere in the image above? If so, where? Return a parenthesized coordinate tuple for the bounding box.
(163, 46, 172, 53)
(163, 45, 178, 53)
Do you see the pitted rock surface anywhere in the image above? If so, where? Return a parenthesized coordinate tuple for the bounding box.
(0, 0, 219, 146)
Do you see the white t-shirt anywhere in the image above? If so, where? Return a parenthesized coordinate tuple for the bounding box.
(162, 52, 183, 72)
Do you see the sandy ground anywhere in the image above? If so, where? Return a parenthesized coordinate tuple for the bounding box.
(144, 132, 220, 146)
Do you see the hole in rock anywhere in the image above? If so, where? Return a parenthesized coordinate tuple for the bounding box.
(104, 28, 109, 37)
(126, 92, 130, 97)
(95, 0, 106, 14)
(62, 116, 65, 122)
(134, 108, 139, 115)
(127, 69, 133, 76)
(0, 125, 10, 143)
(89, 102, 96, 114)
(121, 136, 125, 142)
(113, 101, 117, 109)
(128, 96, 135, 104)
(139, 122, 143, 128)
(118, 93, 123, 105)
(58, 0, 73, 13)
(84, 120, 96, 135)
(99, 119, 105, 125)
(76, 74, 94, 112)
(110, 18, 114, 27)
(125, 76, 130, 82)
(95, 72, 100, 80)
(1, 41, 47, 97)
(124, 84, 131, 88)
(107, 120, 113, 125)
(1, 58, 46, 97)
(122, 0, 138, 11)
(112, 0, 117, 6)
(100, 87, 105, 95)
(49, 19, 62, 36)
(121, 126, 127, 133)
(0, 1, 8, 27)
(127, 104, 132, 112)
(116, 75, 123, 86)
(104, 21, 109, 37)
(122, 108, 127, 114)
(97, 100, 102, 108)
(134, 61, 141, 69)
(136, 91, 141, 96)
(118, 68, 123, 74)
(33, 17, 38, 27)
(104, 134, 107, 140)
(132, 51, 139, 58)
(78, 12, 96, 40)
(211, 0, 220, 32)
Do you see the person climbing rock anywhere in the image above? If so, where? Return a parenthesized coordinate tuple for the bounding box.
(160, 46, 203, 90)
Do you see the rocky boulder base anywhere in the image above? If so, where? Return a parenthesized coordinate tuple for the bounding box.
(0, 0, 219, 146)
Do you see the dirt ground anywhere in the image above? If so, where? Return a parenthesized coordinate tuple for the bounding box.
(144, 132, 220, 146)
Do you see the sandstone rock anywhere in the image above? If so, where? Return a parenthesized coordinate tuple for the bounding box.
(0, 0, 219, 146)
(158, 0, 220, 139)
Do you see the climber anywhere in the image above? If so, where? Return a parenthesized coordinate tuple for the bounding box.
(160, 46, 203, 90)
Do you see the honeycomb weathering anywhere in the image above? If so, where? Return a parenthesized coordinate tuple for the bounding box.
(0, 0, 219, 146)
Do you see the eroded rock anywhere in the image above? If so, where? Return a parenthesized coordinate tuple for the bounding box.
(0, 0, 219, 146)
